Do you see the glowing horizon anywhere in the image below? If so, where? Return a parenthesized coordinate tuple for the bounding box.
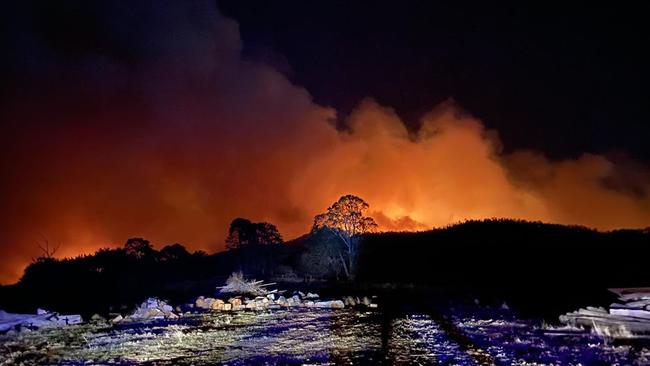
(2, 2, 650, 285)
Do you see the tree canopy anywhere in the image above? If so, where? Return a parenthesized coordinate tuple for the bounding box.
(124, 238, 154, 259)
(225, 218, 283, 250)
(313, 194, 378, 236)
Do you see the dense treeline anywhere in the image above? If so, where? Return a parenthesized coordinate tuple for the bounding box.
(0, 238, 298, 316)
(0, 219, 648, 316)
(355, 219, 650, 315)
(357, 219, 650, 289)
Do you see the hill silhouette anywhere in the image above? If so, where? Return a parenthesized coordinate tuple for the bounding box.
(0, 219, 647, 316)
(359, 219, 650, 287)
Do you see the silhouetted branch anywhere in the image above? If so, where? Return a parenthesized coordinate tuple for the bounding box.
(36, 233, 60, 259)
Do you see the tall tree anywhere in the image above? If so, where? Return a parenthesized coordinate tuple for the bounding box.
(313, 194, 378, 279)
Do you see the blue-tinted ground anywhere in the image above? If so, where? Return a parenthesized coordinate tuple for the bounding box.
(1, 303, 649, 365)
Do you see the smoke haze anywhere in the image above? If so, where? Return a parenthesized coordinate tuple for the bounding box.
(1, 1, 649, 284)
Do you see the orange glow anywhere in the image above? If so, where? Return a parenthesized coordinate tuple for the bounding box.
(3, 96, 650, 284)
(2, 8, 649, 284)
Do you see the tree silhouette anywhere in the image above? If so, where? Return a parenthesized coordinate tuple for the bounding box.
(313, 194, 378, 279)
(124, 238, 154, 259)
(225, 218, 283, 250)
(160, 243, 190, 261)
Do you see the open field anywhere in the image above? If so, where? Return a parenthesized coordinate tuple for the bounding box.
(2, 305, 649, 365)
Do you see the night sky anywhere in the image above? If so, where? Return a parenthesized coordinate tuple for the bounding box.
(1, 1, 649, 284)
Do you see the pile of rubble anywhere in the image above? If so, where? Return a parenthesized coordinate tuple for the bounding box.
(560, 288, 650, 335)
(0, 309, 82, 332)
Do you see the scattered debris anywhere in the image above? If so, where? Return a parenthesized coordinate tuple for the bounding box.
(2, 275, 378, 333)
(0, 309, 82, 332)
(111, 315, 123, 323)
(315, 300, 345, 309)
(195, 296, 225, 310)
(343, 296, 379, 308)
(90, 313, 106, 324)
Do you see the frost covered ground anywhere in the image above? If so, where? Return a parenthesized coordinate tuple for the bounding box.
(1, 306, 649, 365)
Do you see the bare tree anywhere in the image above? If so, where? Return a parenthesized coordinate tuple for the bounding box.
(36, 233, 60, 259)
(313, 195, 378, 279)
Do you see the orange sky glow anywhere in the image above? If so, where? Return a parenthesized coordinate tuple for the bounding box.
(1, 5, 649, 285)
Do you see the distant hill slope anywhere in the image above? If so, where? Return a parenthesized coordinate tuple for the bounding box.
(358, 219, 650, 289)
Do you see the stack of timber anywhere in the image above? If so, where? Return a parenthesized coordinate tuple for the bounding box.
(560, 287, 650, 335)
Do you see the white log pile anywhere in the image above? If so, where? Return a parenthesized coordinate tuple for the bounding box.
(123, 298, 179, 321)
(193, 291, 354, 311)
(205, 272, 376, 312)
(560, 288, 650, 335)
(216, 272, 275, 296)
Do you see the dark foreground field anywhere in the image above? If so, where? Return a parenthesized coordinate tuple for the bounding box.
(2, 295, 650, 365)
